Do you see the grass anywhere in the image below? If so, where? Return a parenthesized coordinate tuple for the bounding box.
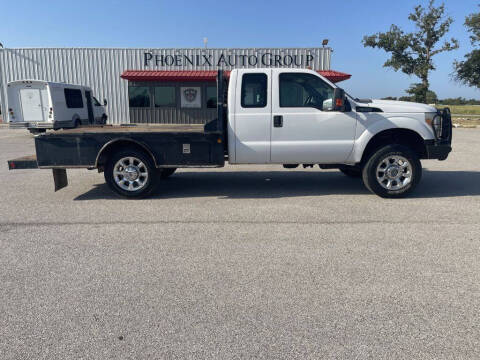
(434, 105, 480, 126)
(436, 105, 480, 116)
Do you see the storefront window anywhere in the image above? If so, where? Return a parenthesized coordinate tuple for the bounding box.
(206, 86, 217, 109)
(154, 86, 176, 107)
(129, 86, 150, 108)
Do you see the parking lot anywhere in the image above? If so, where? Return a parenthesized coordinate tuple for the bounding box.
(1, 127, 479, 359)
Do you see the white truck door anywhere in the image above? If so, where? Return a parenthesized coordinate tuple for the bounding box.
(20, 86, 48, 122)
(270, 70, 357, 164)
(233, 69, 272, 164)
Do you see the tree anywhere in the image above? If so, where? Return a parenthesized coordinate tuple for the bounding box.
(363, 0, 458, 103)
(454, 6, 480, 88)
(406, 84, 438, 103)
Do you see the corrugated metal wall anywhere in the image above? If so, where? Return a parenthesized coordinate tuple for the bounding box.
(0, 48, 331, 124)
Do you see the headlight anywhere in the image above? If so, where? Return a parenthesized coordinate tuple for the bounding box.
(432, 115, 442, 138)
(424, 112, 437, 125)
(425, 112, 442, 138)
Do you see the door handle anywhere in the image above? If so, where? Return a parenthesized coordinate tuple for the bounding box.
(273, 115, 283, 128)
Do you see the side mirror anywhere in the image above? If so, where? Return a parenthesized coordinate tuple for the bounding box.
(103, 99, 107, 106)
(322, 98, 333, 111)
(333, 88, 346, 112)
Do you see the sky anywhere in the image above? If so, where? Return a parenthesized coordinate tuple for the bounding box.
(0, 0, 478, 99)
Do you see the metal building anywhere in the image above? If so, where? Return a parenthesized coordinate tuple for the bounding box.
(0, 47, 340, 124)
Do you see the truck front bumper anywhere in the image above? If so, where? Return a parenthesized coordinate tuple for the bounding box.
(425, 108, 452, 161)
(425, 141, 451, 160)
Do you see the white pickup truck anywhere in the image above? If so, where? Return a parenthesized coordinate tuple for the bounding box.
(8, 68, 452, 198)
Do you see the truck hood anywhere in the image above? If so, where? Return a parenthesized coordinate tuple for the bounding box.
(364, 99, 437, 113)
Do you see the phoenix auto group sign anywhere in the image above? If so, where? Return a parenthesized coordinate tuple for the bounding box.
(143, 51, 315, 68)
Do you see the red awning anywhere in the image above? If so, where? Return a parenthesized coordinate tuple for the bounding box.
(121, 69, 351, 83)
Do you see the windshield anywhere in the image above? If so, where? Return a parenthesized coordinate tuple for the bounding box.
(93, 97, 102, 106)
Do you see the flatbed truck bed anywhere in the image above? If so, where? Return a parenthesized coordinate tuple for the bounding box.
(7, 71, 228, 196)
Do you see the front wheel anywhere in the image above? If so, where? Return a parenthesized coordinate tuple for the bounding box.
(104, 148, 158, 198)
(362, 145, 422, 198)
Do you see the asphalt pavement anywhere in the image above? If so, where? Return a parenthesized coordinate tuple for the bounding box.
(1, 128, 479, 359)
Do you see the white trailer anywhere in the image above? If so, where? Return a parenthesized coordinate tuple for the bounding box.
(7, 80, 107, 133)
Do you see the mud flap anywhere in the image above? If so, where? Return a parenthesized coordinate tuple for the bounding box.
(52, 169, 68, 191)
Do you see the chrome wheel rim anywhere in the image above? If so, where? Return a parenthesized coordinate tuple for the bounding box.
(113, 157, 149, 192)
(376, 155, 412, 191)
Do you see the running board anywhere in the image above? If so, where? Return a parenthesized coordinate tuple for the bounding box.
(8, 155, 68, 192)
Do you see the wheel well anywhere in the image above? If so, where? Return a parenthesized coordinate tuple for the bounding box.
(361, 129, 427, 164)
(95, 140, 157, 170)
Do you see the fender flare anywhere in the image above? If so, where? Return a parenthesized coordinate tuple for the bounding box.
(95, 138, 158, 168)
(348, 117, 434, 164)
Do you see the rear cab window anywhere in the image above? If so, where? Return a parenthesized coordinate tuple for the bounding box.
(241, 73, 267, 108)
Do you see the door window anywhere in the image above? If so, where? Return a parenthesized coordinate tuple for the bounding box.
(279, 73, 333, 110)
(241, 73, 267, 108)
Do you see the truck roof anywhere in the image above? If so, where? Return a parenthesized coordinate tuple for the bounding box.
(7, 80, 92, 90)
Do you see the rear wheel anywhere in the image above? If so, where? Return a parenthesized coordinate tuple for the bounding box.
(104, 148, 158, 198)
(158, 168, 176, 179)
(362, 144, 422, 198)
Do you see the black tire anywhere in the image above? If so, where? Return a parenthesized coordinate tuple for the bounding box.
(73, 119, 81, 128)
(362, 144, 422, 198)
(101, 114, 107, 125)
(104, 148, 158, 198)
(158, 168, 177, 179)
(339, 166, 362, 178)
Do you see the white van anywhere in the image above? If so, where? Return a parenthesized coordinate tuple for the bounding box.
(7, 80, 107, 133)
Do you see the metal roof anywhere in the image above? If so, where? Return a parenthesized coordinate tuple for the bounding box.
(121, 70, 351, 83)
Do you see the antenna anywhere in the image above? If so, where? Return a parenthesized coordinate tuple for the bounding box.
(203, 37, 208, 49)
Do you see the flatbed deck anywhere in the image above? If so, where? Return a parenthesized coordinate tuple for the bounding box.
(51, 124, 205, 134)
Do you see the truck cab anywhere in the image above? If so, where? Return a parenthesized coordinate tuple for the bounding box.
(228, 68, 357, 164)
